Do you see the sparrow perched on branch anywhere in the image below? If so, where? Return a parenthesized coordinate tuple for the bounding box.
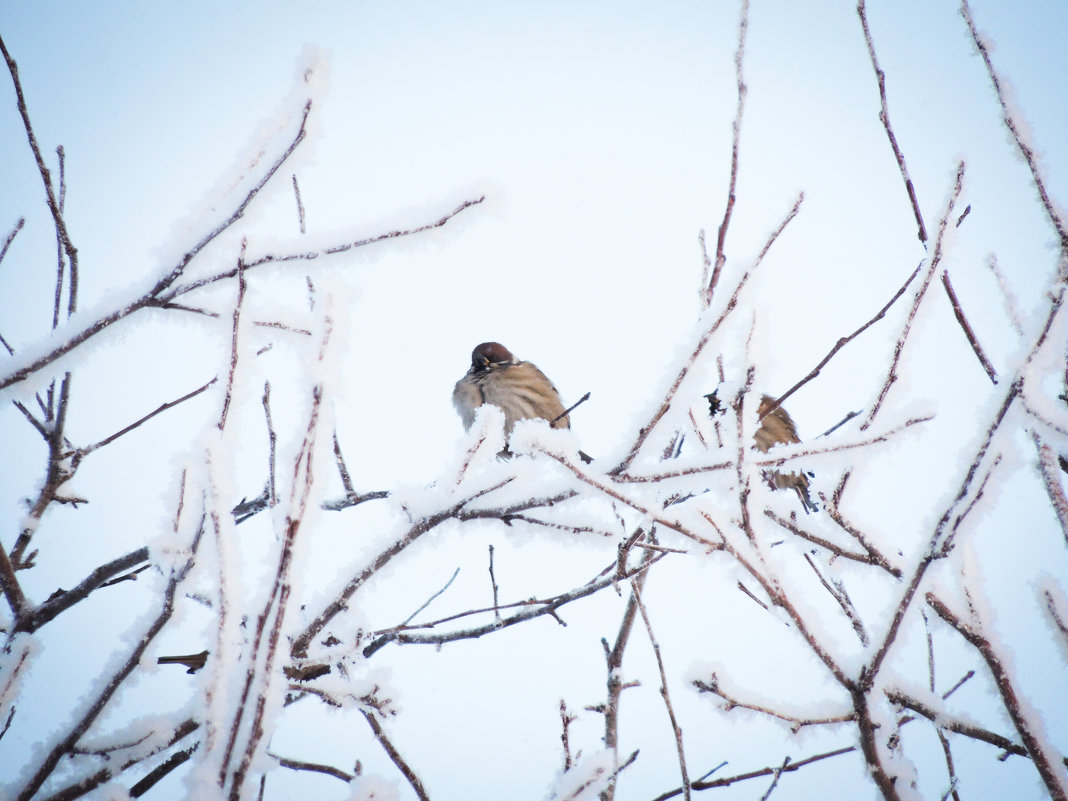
(755, 394, 817, 513)
(453, 342, 570, 436)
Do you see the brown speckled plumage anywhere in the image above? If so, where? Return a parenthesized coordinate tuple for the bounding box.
(755, 395, 817, 513)
(453, 342, 569, 436)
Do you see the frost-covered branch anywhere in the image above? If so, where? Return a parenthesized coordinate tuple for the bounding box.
(223, 372, 323, 799)
(863, 162, 965, 429)
(631, 579, 690, 799)
(651, 745, 857, 800)
(162, 195, 486, 302)
(693, 675, 853, 731)
(886, 687, 1068, 766)
(704, 0, 750, 306)
(76, 377, 218, 457)
(0, 35, 78, 315)
(292, 477, 528, 658)
(0, 99, 313, 391)
(1033, 431, 1068, 546)
(363, 550, 667, 656)
(763, 509, 893, 573)
(362, 710, 430, 801)
(926, 592, 1068, 800)
(941, 268, 998, 384)
(856, 0, 927, 244)
(0, 216, 24, 269)
(36, 720, 199, 801)
(613, 193, 803, 474)
(599, 536, 654, 801)
(711, 511, 850, 688)
(960, 0, 1068, 256)
(759, 262, 920, 423)
(9, 372, 73, 569)
(14, 508, 205, 801)
(15, 546, 150, 633)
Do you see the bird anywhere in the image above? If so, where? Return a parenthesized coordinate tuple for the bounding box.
(453, 342, 570, 438)
(754, 394, 817, 513)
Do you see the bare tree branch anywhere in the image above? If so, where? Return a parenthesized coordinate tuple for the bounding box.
(362, 710, 430, 801)
(926, 592, 1068, 800)
(1032, 430, 1068, 546)
(857, 0, 927, 244)
(941, 269, 998, 384)
(651, 745, 857, 800)
(863, 162, 965, 429)
(14, 510, 205, 801)
(364, 551, 667, 657)
(0, 35, 79, 314)
(704, 0, 750, 306)
(961, 0, 1068, 257)
(16, 547, 150, 633)
(0, 216, 24, 267)
(613, 193, 803, 474)
(78, 377, 218, 456)
(760, 262, 921, 423)
(0, 101, 314, 391)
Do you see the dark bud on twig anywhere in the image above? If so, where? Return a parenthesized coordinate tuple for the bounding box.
(157, 650, 209, 674)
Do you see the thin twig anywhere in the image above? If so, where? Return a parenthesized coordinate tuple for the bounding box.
(164, 195, 486, 302)
(364, 552, 667, 657)
(857, 0, 928, 243)
(0, 100, 315, 391)
(291, 174, 306, 234)
(263, 382, 277, 508)
(862, 378, 1020, 688)
(16, 547, 150, 633)
(228, 381, 323, 798)
(961, 0, 1068, 255)
(693, 676, 853, 731)
(802, 552, 869, 645)
(331, 429, 355, 496)
(926, 592, 1068, 800)
(560, 699, 576, 772)
(764, 510, 888, 572)
(759, 262, 921, 423)
(713, 511, 850, 687)
(601, 542, 657, 801)
(272, 752, 353, 783)
(1033, 431, 1068, 546)
(292, 478, 520, 658)
(52, 145, 67, 330)
(985, 254, 1024, 335)
(78, 377, 218, 456)
(40, 722, 200, 801)
(0, 34, 79, 315)
(0, 216, 24, 266)
(613, 193, 803, 474)
(219, 240, 247, 431)
(631, 579, 690, 800)
(705, 0, 750, 305)
(759, 757, 790, 801)
(941, 269, 998, 383)
(651, 745, 857, 800)
(487, 545, 501, 623)
(10, 372, 73, 568)
(402, 567, 461, 626)
(362, 711, 430, 801)
(14, 512, 204, 801)
(553, 391, 591, 426)
(863, 162, 965, 430)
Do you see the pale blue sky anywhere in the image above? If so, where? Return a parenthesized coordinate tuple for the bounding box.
(1, 2, 1067, 799)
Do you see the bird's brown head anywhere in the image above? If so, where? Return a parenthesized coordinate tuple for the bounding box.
(470, 341, 515, 372)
